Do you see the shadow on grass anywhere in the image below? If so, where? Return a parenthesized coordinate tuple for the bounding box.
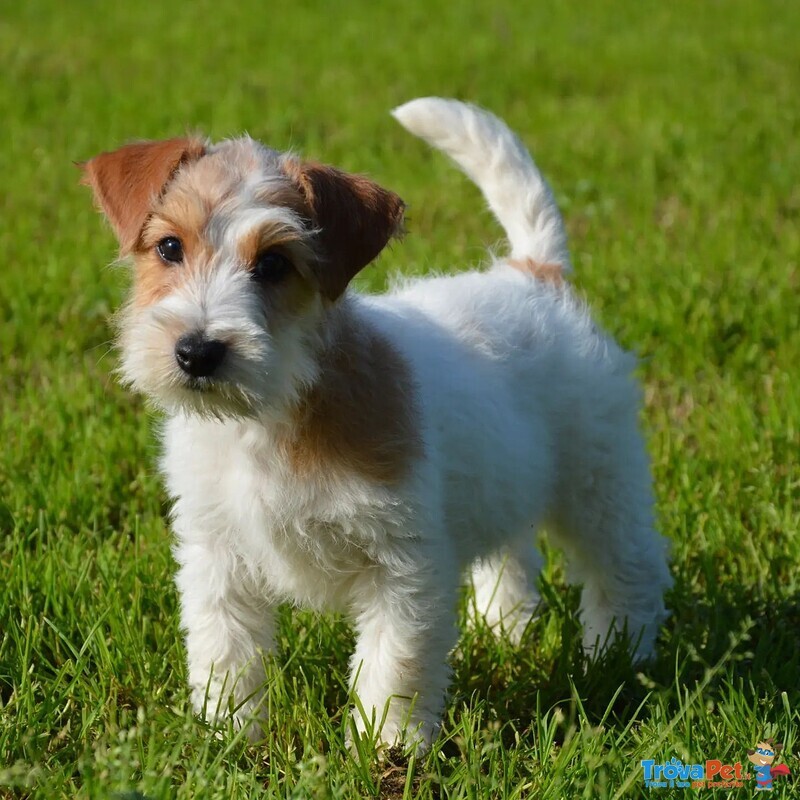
(247, 576, 800, 798)
(446, 573, 800, 751)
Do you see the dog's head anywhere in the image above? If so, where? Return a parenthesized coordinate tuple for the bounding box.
(81, 136, 404, 417)
(747, 739, 782, 767)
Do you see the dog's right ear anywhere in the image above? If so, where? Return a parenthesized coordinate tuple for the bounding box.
(79, 137, 206, 253)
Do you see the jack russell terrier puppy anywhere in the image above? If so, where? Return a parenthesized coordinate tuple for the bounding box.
(81, 97, 671, 752)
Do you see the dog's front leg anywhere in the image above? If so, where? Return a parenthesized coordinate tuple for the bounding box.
(174, 539, 275, 740)
(348, 554, 459, 753)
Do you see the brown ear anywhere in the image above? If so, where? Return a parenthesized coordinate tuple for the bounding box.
(80, 137, 206, 253)
(285, 160, 405, 300)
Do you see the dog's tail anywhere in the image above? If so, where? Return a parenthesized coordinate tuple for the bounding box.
(392, 97, 571, 271)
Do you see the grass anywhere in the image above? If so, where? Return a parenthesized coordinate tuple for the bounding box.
(1, 0, 798, 796)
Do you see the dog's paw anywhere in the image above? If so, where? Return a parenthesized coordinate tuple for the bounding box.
(347, 708, 437, 758)
(190, 684, 268, 743)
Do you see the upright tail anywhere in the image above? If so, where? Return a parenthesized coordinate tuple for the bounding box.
(392, 97, 571, 271)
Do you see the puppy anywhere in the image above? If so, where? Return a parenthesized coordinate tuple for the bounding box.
(81, 97, 671, 751)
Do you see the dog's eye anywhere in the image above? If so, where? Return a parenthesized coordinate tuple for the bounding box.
(156, 236, 184, 264)
(252, 250, 293, 283)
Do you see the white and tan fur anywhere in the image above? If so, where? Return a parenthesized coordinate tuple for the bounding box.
(81, 97, 672, 752)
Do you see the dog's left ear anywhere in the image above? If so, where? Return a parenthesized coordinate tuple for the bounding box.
(80, 137, 206, 253)
(285, 160, 405, 300)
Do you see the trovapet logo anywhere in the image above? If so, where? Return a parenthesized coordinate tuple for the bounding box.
(641, 758, 746, 789)
(642, 739, 791, 791)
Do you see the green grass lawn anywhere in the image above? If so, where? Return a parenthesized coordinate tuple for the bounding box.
(1, 1, 798, 797)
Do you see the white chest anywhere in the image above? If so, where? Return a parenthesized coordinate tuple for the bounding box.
(159, 414, 414, 609)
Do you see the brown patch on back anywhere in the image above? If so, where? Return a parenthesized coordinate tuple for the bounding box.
(283, 158, 405, 301)
(80, 137, 206, 253)
(508, 257, 565, 286)
(287, 311, 423, 484)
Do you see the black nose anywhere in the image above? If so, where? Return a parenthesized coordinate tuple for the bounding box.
(174, 332, 227, 378)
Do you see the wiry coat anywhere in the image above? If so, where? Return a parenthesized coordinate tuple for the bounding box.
(81, 97, 672, 751)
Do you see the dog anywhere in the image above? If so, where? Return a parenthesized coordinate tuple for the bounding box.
(80, 97, 672, 752)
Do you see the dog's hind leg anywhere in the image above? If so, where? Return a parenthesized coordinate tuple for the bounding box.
(469, 542, 543, 644)
(547, 403, 672, 660)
